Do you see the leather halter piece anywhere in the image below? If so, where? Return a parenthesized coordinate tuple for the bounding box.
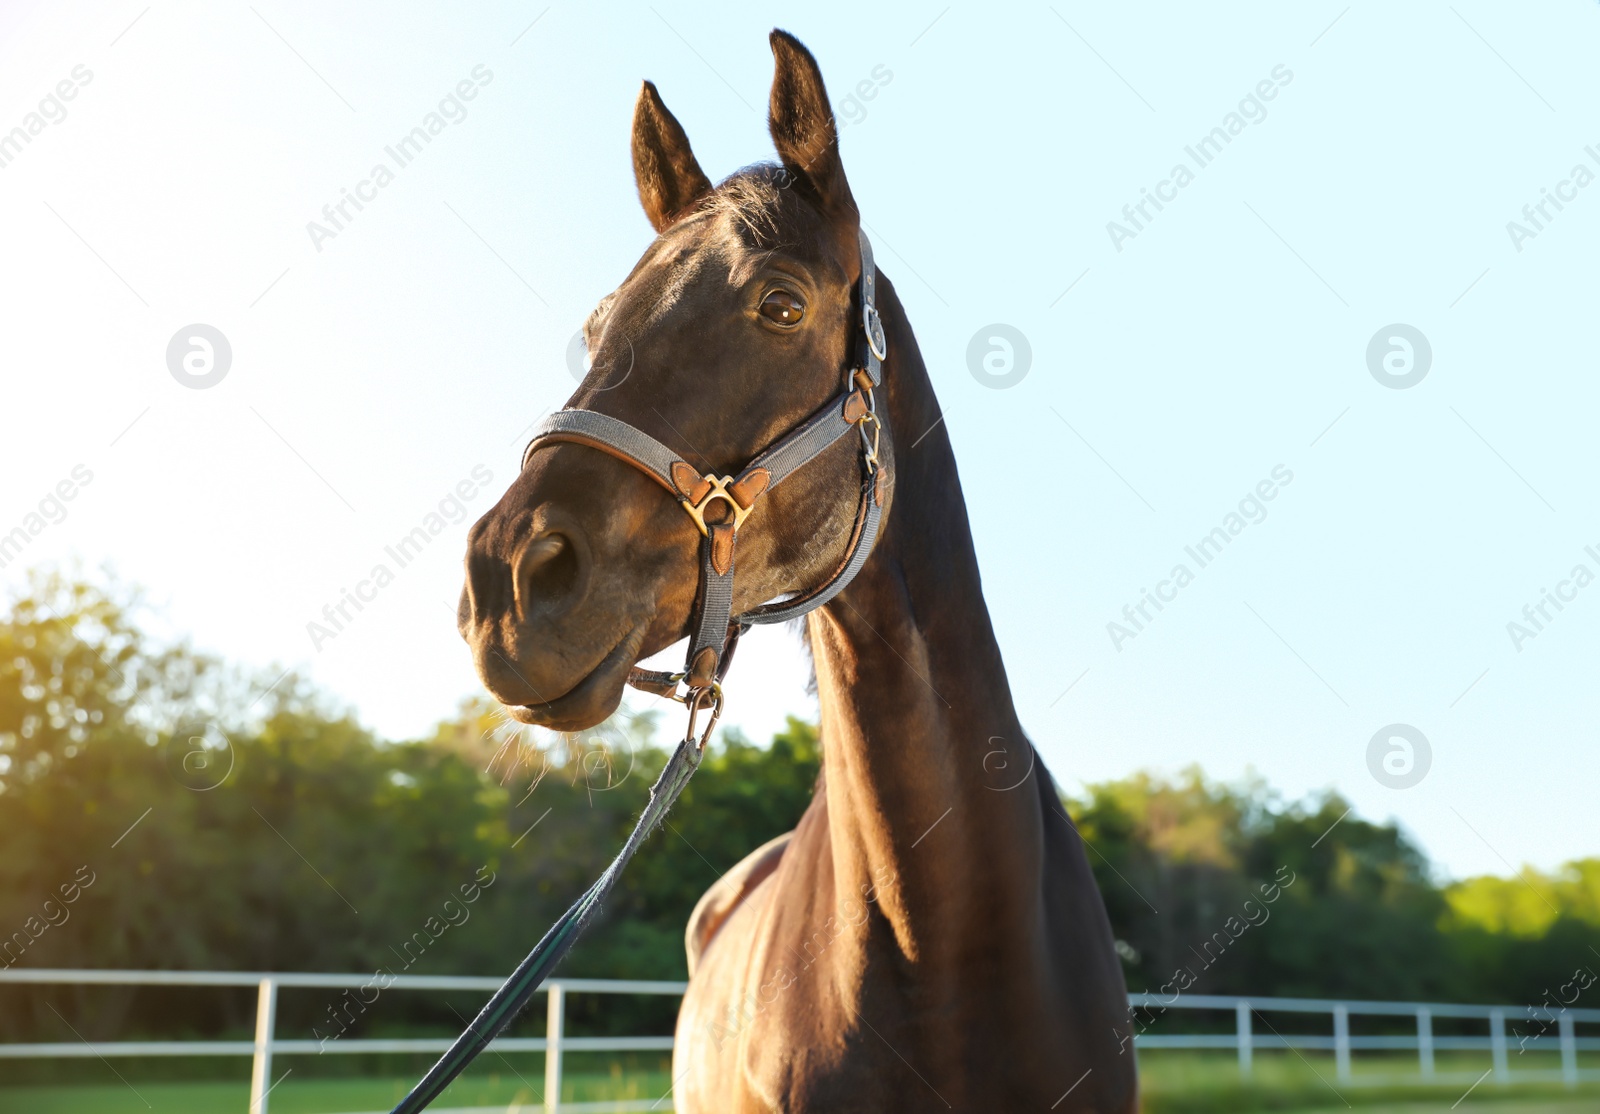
(520, 227, 891, 709)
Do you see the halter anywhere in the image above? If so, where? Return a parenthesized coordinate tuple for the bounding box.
(518, 225, 892, 737)
(389, 227, 891, 1114)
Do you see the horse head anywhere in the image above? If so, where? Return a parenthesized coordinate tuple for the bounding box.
(458, 32, 892, 732)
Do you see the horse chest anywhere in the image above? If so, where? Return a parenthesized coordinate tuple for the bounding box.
(674, 877, 1101, 1112)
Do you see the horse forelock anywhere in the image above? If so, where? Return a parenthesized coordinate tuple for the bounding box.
(585, 163, 841, 357)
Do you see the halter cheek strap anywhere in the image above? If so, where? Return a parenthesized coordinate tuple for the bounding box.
(520, 227, 890, 701)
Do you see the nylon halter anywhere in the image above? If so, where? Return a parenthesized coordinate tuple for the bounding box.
(520, 226, 891, 736)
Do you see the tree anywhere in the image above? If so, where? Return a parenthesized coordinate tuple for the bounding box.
(1, 571, 1595, 1051)
(1069, 769, 1453, 1002)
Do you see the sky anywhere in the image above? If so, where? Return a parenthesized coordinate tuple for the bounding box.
(0, 2, 1595, 882)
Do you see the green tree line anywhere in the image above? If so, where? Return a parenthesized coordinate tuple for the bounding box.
(1073, 770, 1598, 1008)
(0, 573, 1593, 1046)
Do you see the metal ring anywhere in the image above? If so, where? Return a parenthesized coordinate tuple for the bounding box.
(863, 304, 888, 362)
(680, 475, 755, 538)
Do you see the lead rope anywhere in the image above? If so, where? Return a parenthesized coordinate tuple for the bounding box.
(387, 686, 721, 1114)
(388, 228, 885, 1113)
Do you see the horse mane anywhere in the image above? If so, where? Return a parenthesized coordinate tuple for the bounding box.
(697, 163, 798, 250)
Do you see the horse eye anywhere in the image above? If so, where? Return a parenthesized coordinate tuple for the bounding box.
(758, 290, 805, 326)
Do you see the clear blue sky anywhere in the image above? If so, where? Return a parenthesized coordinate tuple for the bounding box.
(1, 2, 1595, 881)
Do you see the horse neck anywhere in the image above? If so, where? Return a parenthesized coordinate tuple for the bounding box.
(805, 277, 1046, 963)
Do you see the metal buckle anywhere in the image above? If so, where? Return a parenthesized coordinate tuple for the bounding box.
(650, 671, 690, 703)
(680, 475, 753, 537)
(863, 303, 888, 362)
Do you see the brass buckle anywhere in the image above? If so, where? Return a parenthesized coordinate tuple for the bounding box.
(652, 671, 691, 703)
(680, 475, 753, 537)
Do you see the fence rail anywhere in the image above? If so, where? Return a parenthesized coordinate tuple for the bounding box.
(0, 969, 1594, 1112)
(1124, 990, 1599, 1090)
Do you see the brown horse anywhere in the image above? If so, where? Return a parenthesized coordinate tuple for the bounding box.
(458, 31, 1137, 1114)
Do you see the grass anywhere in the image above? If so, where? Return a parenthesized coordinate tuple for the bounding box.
(0, 1074, 670, 1113)
(1138, 1050, 1599, 1113)
(0, 1054, 673, 1113)
(1292, 1105, 1597, 1114)
(0, 1051, 1593, 1112)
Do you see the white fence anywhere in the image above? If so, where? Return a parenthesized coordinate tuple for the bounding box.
(0, 968, 1595, 1112)
(1124, 990, 1600, 1088)
(0, 968, 683, 1113)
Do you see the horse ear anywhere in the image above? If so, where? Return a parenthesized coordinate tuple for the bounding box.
(631, 81, 712, 232)
(767, 30, 857, 221)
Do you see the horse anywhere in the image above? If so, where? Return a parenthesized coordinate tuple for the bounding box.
(458, 30, 1138, 1114)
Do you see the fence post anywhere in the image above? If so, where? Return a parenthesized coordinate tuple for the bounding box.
(1416, 1007, 1434, 1078)
(1490, 1008, 1508, 1082)
(1236, 1000, 1252, 1079)
(1333, 1004, 1351, 1084)
(248, 977, 278, 1114)
(1559, 1012, 1577, 1089)
(545, 982, 565, 1114)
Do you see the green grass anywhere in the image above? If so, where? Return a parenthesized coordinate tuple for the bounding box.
(1294, 1105, 1597, 1114)
(0, 1057, 672, 1113)
(0, 1051, 1593, 1112)
(1137, 1050, 1599, 1113)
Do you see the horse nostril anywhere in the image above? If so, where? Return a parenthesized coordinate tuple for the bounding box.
(513, 532, 581, 616)
(463, 549, 511, 626)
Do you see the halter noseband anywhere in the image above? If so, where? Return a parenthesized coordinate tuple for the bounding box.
(520, 227, 891, 733)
